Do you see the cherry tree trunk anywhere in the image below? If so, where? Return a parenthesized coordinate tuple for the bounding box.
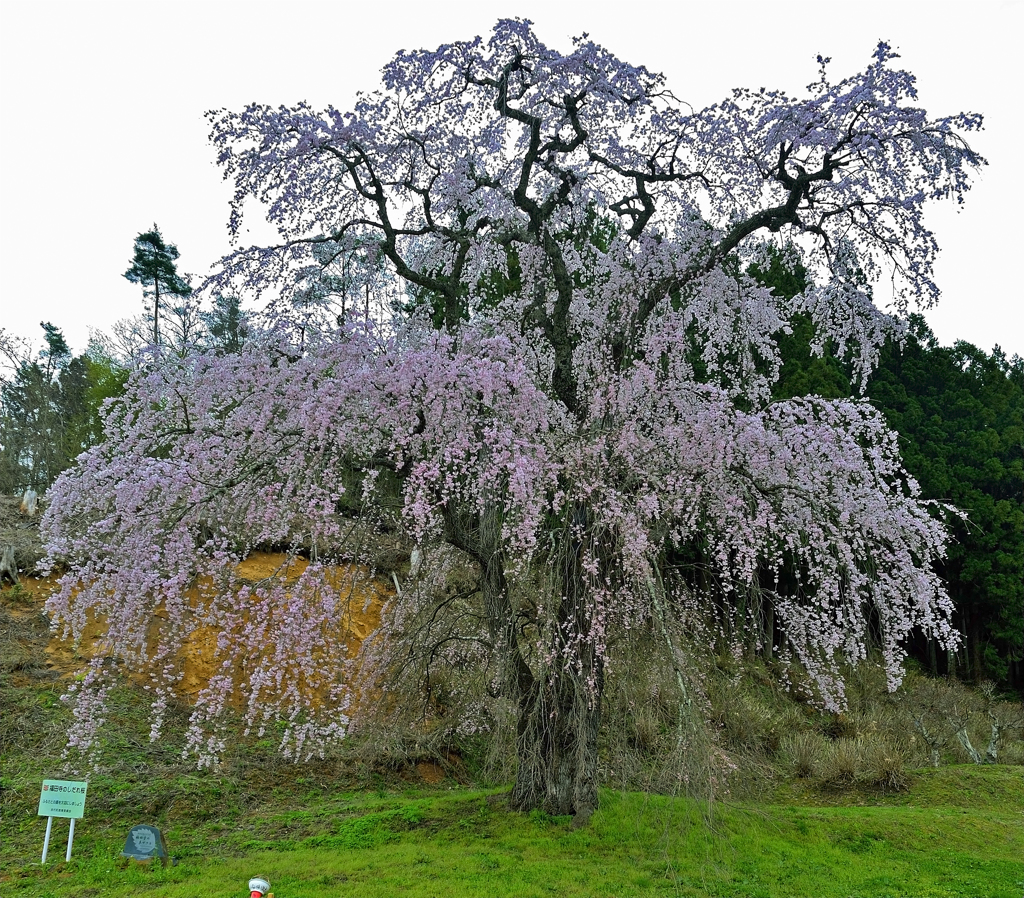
(510, 645, 604, 822)
(451, 498, 607, 822)
(509, 519, 604, 823)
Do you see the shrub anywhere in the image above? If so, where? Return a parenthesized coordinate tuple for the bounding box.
(783, 732, 826, 779)
(819, 737, 861, 787)
(858, 736, 910, 791)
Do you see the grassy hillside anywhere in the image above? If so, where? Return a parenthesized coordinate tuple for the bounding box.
(2, 580, 1022, 898)
(3, 771, 1021, 897)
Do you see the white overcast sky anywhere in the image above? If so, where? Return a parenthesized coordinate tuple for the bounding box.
(1, 1, 1021, 357)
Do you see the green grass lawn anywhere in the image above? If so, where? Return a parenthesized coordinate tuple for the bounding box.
(2, 604, 1021, 898)
(2, 767, 1021, 898)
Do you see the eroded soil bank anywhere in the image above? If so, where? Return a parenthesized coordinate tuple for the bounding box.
(3, 552, 390, 703)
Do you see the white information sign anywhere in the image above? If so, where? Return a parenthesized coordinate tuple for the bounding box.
(38, 780, 88, 819)
(38, 780, 88, 863)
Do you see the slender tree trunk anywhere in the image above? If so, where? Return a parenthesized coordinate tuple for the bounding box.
(153, 278, 161, 346)
(956, 726, 982, 764)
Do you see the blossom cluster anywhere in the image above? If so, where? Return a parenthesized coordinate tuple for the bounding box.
(43, 20, 978, 761)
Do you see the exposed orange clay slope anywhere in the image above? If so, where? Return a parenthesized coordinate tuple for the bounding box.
(15, 552, 389, 703)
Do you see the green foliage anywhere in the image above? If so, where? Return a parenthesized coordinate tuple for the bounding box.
(202, 294, 248, 354)
(868, 319, 1024, 686)
(0, 325, 128, 494)
(80, 348, 130, 446)
(747, 246, 852, 400)
(749, 244, 1022, 689)
(123, 225, 191, 346)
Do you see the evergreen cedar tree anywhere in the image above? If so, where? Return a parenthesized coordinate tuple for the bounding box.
(866, 325, 1024, 688)
(752, 255, 1023, 690)
(123, 226, 192, 346)
(44, 21, 985, 820)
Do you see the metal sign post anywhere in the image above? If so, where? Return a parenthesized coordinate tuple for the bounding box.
(37, 780, 88, 863)
(41, 815, 54, 863)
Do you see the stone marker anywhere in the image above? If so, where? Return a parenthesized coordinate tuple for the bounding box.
(120, 824, 170, 865)
(0, 544, 19, 586)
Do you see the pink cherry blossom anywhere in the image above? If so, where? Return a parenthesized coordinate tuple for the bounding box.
(43, 21, 978, 817)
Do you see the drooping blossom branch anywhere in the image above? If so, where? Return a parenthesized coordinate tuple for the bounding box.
(44, 22, 977, 810)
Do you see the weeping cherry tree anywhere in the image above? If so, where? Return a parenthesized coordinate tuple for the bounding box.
(44, 21, 982, 821)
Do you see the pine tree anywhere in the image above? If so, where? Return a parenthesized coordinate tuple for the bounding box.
(123, 226, 191, 346)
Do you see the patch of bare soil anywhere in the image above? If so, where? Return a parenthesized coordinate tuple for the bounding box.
(415, 760, 446, 783)
(2, 552, 390, 701)
(173, 552, 390, 701)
